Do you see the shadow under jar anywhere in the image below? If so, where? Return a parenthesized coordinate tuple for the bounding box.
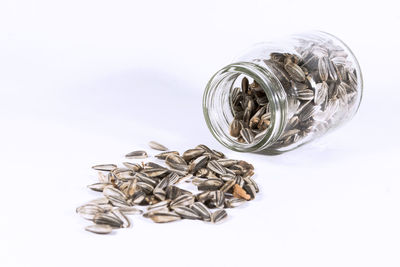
(203, 31, 363, 154)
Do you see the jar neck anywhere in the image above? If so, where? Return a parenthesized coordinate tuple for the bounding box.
(203, 61, 288, 152)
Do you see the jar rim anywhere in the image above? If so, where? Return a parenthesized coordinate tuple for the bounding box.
(203, 62, 288, 152)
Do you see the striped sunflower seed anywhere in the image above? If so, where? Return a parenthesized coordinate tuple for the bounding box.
(174, 206, 201, 220)
(191, 202, 212, 221)
(148, 211, 181, 223)
(211, 209, 227, 223)
(125, 150, 148, 159)
(154, 151, 180, 160)
(85, 224, 113, 234)
(93, 213, 124, 228)
(207, 160, 226, 175)
(92, 164, 117, 171)
(148, 141, 168, 151)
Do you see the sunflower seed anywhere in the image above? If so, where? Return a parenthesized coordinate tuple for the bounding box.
(174, 206, 201, 220)
(318, 57, 329, 81)
(207, 160, 226, 175)
(111, 209, 131, 228)
(189, 155, 209, 173)
(85, 197, 109, 206)
(147, 200, 171, 211)
(125, 150, 148, 159)
(153, 187, 166, 201)
(191, 202, 212, 221)
(285, 62, 306, 82)
(148, 211, 181, 223)
(240, 128, 254, 144)
(220, 179, 236, 193)
(197, 179, 224, 191)
(131, 190, 146, 204)
(296, 89, 314, 101)
(314, 82, 328, 105)
(170, 194, 195, 209)
(154, 151, 180, 160)
(76, 204, 105, 220)
(85, 224, 113, 234)
(182, 148, 204, 162)
(217, 159, 238, 167)
(210, 190, 225, 208)
(243, 176, 259, 193)
(117, 206, 143, 215)
(122, 162, 142, 171)
(87, 183, 113, 192)
(243, 184, 256, 200)
(93, 213, 124, 228)
(141, 168, 168, 178)
(92, 164, 117, 171)
(225, 198, 246, 208)
(241, 76, 249, 94)
(148, 141, 168, 151)
(211, 209, 227, 223)
(229, 119, 242, 138)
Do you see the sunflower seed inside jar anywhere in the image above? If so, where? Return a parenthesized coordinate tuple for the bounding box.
(204, 31, 363, 152)
(77, 143, 259, 234)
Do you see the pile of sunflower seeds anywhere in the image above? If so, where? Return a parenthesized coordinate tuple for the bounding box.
(77, 142, 258, 234)
(229, 37, 360, 149)
(229, 77, 271, 144)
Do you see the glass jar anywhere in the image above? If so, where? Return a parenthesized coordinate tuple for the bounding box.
(203, 31, 363, 153)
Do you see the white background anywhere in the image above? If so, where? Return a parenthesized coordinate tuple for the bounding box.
(1, 0, 399, 266)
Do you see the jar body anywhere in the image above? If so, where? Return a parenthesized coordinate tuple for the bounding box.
(203, 31, 363, 153)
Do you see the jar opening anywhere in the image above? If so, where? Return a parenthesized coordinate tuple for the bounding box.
(203, 62, 288, 152)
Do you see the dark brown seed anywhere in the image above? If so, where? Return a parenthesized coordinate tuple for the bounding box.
(229, 119, 242, 138)
(241, 77, 249, 94)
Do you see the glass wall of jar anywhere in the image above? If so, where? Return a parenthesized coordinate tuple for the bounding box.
(203, 31, 363, 153)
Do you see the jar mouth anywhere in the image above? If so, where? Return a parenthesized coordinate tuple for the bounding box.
(203, 62, 288, 152)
